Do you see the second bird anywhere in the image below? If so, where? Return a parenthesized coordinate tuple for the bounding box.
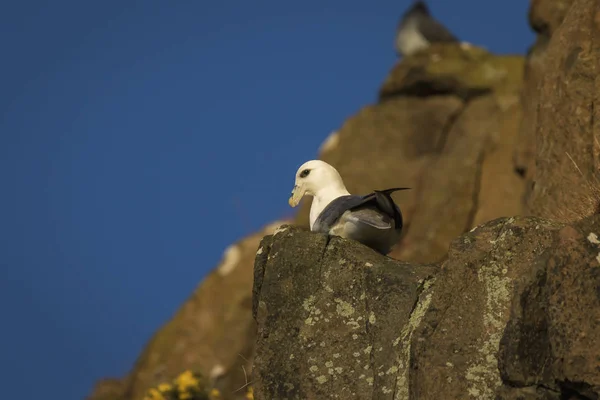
(395, 1, 458, 57)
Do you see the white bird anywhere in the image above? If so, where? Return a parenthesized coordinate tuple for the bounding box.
(395, 1, 458, 57)
(288, 160, 409, 255)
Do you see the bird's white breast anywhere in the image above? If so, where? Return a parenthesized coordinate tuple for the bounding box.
(396, 20, 430, 56)
(309, 190, 347, 231)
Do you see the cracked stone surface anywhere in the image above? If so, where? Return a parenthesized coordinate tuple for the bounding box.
(409, 217, 562, 399)
(252, 226, 436, 399)
(499, 216, 600, 399)
(253, 216, 600, 400)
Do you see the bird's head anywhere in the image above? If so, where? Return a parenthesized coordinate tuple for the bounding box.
(288, 160, 345, 207)
(408, 1, 430, 16)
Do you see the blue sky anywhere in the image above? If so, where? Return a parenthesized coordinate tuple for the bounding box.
(0, 1, 533, 399)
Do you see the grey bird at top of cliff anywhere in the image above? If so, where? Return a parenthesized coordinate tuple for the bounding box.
(288, 160, 410, 255)
(395, 1, 458, 57)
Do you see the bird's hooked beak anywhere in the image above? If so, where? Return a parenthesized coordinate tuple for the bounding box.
(288, 183, 305, 207)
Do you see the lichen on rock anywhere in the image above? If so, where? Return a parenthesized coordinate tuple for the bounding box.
(379, 43, 524, 101)
(252, 226, 436, 399)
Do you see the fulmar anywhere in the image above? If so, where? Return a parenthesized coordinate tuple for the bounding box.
(288, 160, 409, 255)
(395, 1, 458, 57)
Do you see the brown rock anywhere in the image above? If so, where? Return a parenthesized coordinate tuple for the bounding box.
(410, 217, 562, 399)
(495, 386, 561, 400)
(499, 216, 600, 398)
(546, 225, 600, 387)
(252, 225, 436, 399)
(379, 43, 524, 101)
(397, 95, 524, 263)
(252, 216, 600, 399)
(515, 0, 574, 185)
(528, 0, 575, 37)
(86, 379, 125, 400)
(520, 0, 600, 221)
(512, 44, 544, 184)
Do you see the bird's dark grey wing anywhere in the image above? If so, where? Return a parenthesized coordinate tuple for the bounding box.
(314, 188, 409, 233)
(312, 195, 366, 233)
(344, 208, 393, 230)
(417, 16, 458, 43)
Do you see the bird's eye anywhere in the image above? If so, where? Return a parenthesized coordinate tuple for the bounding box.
(299, 169, 311, 178)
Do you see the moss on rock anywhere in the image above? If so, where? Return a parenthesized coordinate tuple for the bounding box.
(379, 43, 524, 101)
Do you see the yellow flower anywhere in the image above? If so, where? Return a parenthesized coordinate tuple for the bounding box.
(175, 370, 199, 393)
(210, 388, 222, 398)
(158, 383, 172, 392)
(179, 392, 192, 400)
(246, 386, 254, 400)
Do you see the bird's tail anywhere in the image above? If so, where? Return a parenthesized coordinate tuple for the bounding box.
(373, 188, 409, 230)
(378, 187, 411, 195)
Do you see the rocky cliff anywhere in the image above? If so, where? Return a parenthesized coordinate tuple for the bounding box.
(87, 1, 600, 399)
(516, 0, 600, 221)
(253, 217, 600, 399)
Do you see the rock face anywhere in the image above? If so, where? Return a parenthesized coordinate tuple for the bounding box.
(252, 218, 600, 399)
(514, 0, 574, 181)
(252, 226, 436, 399)
(516, 0, 600, 222)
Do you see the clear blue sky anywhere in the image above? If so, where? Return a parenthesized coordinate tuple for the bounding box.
(0, 1, 533, 399)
